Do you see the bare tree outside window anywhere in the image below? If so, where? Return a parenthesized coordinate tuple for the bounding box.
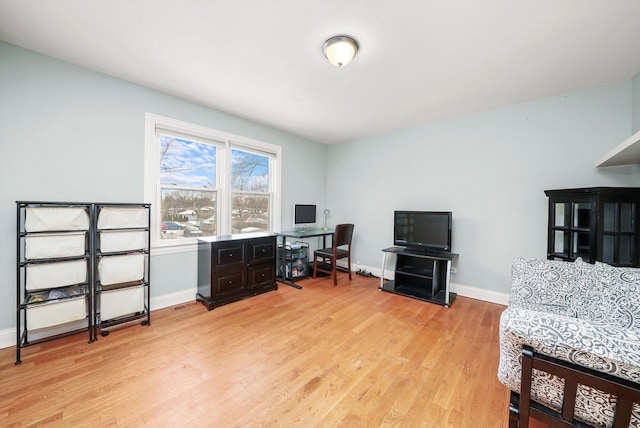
(159, 136, 218, 239)
(231, 149, 271, 234)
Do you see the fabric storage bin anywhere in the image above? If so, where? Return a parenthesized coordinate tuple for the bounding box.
(26, 259, 87, 290)
(25, 207, 89, 232)
(25, 232, 86, 259)
(26, 297, 87, 330)
(100, 286, 145, 321)
(97, 207, 147, 229)
(99, 230, 147, 253)
(98, 254, 145, 285)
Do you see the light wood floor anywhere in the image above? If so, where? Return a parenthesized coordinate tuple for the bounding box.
(1, 275, 513, 427)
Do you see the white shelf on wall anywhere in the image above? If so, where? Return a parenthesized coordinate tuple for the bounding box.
(595, 130, 640, 167)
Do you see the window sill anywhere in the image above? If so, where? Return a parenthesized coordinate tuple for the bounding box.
(151, 239, 198, 256)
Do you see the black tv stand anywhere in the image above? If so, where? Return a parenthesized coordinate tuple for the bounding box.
(379, 246, 458, 307)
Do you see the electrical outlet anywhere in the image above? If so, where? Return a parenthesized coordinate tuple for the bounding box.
(450, 267, 457, 274)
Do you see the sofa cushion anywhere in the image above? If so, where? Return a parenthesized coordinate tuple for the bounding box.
(509, 258, 590, 317)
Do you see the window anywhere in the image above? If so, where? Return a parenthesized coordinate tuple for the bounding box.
(145, 113, 281, 253)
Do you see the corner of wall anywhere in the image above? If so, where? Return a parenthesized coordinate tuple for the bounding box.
(633, 71, 640, 134)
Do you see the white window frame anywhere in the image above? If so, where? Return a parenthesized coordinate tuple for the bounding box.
(144, 113, 282, 255)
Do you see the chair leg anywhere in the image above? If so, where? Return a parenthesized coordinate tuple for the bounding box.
(347, 255, 352, 281)
(332, 260, 337, 286)
(313, 256, 317, 279)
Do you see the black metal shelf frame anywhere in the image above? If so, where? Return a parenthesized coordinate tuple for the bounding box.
(15, 201, 151, 364)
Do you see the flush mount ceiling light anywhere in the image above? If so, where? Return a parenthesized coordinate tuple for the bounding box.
(322, 35, 358, 67)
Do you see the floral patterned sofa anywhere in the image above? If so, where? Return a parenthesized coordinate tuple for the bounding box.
(498, 257, 640, 427)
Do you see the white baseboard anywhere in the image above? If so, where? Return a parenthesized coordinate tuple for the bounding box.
(0, 288, 197, 350)
(349, 262, 509, 306)
(1, 267, 509, 350)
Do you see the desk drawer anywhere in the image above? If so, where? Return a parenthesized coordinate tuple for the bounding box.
(248, 263, 275, 289)
(212, 270, 246, 298)
(249, 237, 275, 264)
(212, 241, 245, 269)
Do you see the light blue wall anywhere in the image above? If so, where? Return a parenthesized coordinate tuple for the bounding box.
(327, 82, 636, 294)
(633, 72, 640, 134)
(0, 42, 327, 331)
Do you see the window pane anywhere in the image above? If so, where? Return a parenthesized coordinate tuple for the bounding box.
(231, 149, 269, 191)
(573, 203, 590, 228)
(602, 235, 615, 264)
(231, 193, 269, 234)
(620, 203, 634, 233)
(160, 188, 217, 239)
(554, 230, 568, 255)
(573, 232, 590, 260)
(160, 136, 216, 188)
(619, 235, 633, 265)
(554, 203, 567, 227)
(603, 203, 616, 232)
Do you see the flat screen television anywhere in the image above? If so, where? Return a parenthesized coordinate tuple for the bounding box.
(394, 211, 452, 252)
(294, 204, 316, 228)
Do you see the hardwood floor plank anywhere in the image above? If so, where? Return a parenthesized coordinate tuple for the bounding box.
(0, 276, 510, 427)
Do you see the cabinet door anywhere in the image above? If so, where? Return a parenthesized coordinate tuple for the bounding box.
(212, 269, 246, 298)
(248, 263, 275, 289)
(601, 202, 637, 266)
(249, 237, 275, 264)
(548, 200, 594, 262)
(212, 241, 246, 270)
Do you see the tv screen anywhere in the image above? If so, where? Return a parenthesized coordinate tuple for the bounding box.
(294, 204, 316, 226)
(394, 211, 452, 251)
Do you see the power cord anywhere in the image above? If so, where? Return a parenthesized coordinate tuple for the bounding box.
(355, 268, 377, 278)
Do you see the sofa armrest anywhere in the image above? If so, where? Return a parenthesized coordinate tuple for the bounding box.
(498, 307, 640, 426)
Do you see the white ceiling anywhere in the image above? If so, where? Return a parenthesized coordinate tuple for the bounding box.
(1, 0, 640, 145)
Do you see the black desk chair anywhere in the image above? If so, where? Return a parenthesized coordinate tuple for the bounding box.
(313, 223, 354, 286)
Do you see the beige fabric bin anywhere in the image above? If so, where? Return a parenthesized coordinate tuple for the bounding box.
(98, 254, 145, 285)
(25, 232, 86, 259)
(25, 207, 89, 232)
(27, 297, 87, 330)
(97, 207, 147, 229)
(26, 260, 87, 291)
(100, 230, 147, 253)
(100, 286, 145, 321)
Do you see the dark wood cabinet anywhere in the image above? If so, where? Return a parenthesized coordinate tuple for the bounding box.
(545, 187, 640, 267)
(196, 233, 277, 310)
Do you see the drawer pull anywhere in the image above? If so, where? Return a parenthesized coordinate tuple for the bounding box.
(228, 280, 233, 285)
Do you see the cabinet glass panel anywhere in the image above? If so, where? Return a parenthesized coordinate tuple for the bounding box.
(619, 235, 633, 265)
(554, 230, 569, 255)
(573, 232, 590, 259)
(603, 203, 617, 232)
(620, 203, 634, 233)
(573, 203, 591, 228)
(554, 203, 569, 227)
(602, 235, 615, 264)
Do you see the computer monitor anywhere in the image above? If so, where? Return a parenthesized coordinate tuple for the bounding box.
(293, 204, 316, 228)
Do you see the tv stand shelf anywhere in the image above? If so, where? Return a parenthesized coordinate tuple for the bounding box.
(380, 246, 458, 307)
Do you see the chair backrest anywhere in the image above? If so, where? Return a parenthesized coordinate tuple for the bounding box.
(333, 223, 354, 249)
